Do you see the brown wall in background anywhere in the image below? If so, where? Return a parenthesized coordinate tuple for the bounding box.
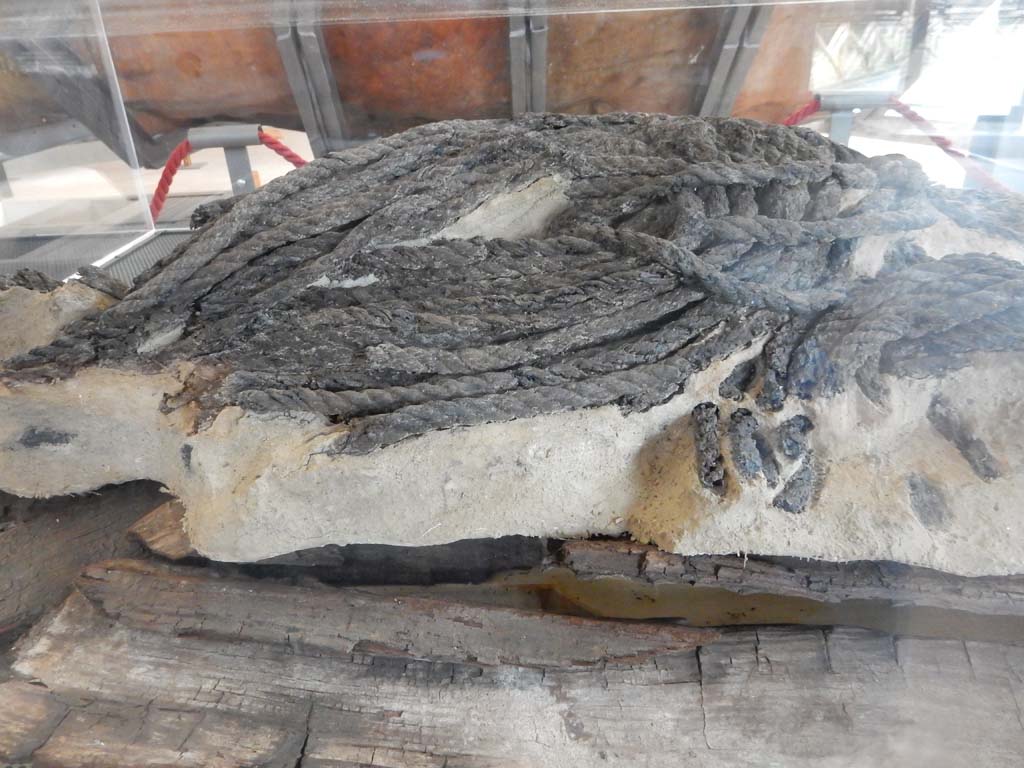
(546, 10, 722, 116)
(732, 5, 821, 123)
(323, 18, 512, 138)
(107, 25, 299, 137)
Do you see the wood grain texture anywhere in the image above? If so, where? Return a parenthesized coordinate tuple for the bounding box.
(107, 24, 300, 138)
(732, 4, 823, 123)
(558, 539, 1024, 617)
(546, 10, 721, 116)
(127, 499, 195, 560)
(4, 560, 1023, 766)
(73, 559, 714, 667)
(322, 18, 512, 139)
(0, 482, 167, 638)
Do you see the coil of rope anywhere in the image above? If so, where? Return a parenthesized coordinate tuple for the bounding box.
(149, 129, 307, 222)
(780, 94, 1007, 193)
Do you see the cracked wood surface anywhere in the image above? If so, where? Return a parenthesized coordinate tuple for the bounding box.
(0, 482, 167, 638)
(2, 559, 1024, 767)
(557, 539, 1024, 617)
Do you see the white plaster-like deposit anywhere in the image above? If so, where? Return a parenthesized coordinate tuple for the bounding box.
(0, 283, 116, 362)
(1, 339, 1023, 575)
(435, 175, 570, 240)
(630, 351, 1024, 576)
(852, 214, 1024, 278)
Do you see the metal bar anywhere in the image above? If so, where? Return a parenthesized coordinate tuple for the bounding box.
(80, 229, 158, 274)
(274, 24, 327, 156)
(714, 6, 771, 116)
(88, 0, 154, 230)
(187, 124, 261, 151)
(223, 146, 256, 195)
(274, 0, 348, 156)
(818, 91, 893, 112)
(528, 12, 548, 112)
(828, 110, 854, 146)
(904, 0, 931, 91)
(509, 15, 529, 115)
(295, 3, 349, 150)
(698, 6, 751, 117)
(0, 162, 10, 198)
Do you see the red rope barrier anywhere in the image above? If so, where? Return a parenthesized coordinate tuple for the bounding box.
(778, 94, 1007, 193)
(886, 97, 1007, 192)
(148, 138, 192, 222)
(782, 96, 822, 126)
(258, 130, 307, 168)
(149, 129, 308, 223)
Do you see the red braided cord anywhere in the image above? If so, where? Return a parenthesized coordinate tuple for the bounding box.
(782, 96, 822, 126)
(887, 97, 1008, 193)
(148, 131, 307, 223)
(887, 97, 965, 157)
(149, 138, 192, 222)
(258, 130, 307, 167)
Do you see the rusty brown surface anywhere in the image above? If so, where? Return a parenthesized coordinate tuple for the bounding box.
(105, 25, 300, 136)
(322, 18, 512, 138)
(546, 10, 723, 116)
(732, 4, 821, 123)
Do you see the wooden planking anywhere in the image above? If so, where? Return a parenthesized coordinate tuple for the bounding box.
(0, 682, 68, 763)
(731, 3, 823, 123)
(127, 499, 196, 560)
(0, 482, 167, 637)
(558, 539, 1024, 616)
(0, 680, 303, 768)
(701, 627, 1024, 765)
(322, 18, 512, 139)
(4, 560, 1024, 766)
(74, 559, 713, 667)
(546, 10, 722, 117)
(33, 702, 304, 768)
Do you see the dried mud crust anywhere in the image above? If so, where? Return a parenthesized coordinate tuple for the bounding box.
(4, 115, 1024, 510)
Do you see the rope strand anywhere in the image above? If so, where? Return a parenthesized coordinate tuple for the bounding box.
(258, 130, 307, 168)
(149, 129, 308, 222)
(782, 96, 822, 126)
(148, 138, 192, 222)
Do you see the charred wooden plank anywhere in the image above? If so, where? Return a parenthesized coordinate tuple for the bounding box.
(0, 482, 167, 638)
(558, 539, 1024, 617)
(3, 560, 1023, 766)
(129, 498, 547, 585)
(73, 559, 713, 667)
(127, 499, 196, 560)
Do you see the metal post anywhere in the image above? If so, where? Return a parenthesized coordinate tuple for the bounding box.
(528, 10, 548, 112)
(828, 111, 854, 146)
(698, 7, 770, 118)
(273, 0, 348, 157)
(0, 161, 11, 198)
(509, 1, 548, 115)
(223, 147, 256, 195)
(187, 124, 262, 195)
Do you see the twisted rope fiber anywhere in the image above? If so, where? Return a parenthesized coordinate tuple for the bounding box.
(149, 130, 307, 222)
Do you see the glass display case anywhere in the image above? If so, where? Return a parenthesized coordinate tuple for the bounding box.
(1, 0, 1021, 281)
(3, 5, 1024, 763)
